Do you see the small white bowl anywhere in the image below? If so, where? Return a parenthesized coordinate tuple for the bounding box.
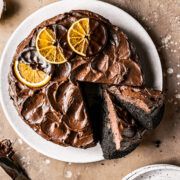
(123, 164, 180, 180)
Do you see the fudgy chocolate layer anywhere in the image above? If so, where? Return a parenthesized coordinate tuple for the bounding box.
(100, 88, 143, 159)
(8, 10, 143, 148)
(107, 85, 164, 129)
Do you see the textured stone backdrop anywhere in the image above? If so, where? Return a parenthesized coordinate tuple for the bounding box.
(0, 0, 180, 179)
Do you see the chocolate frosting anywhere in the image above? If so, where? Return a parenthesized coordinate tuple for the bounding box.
(107, 85, 164, 112)
(8, 10, 143, 148)
(17, 47, 53, 75)
(102, 89, 142, 150)
(87, 18, 107, 56)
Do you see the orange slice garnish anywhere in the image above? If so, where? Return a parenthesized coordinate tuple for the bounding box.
(14, 60, 51, 87)
(67, 18, 89, 56)
(36, 27, 67, 64)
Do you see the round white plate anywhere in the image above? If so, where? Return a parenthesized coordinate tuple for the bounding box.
(0, 0, 4, 18)
(123, 164, 180, 180)
(0, 0, 162, 163)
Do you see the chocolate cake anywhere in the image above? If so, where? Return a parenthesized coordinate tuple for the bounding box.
(107, 85, 164, 129)
(100, 88, 144, 159)
(8, 10, 143, 148)
(80, 84, 163, 159)
(8, 10, 164, 159)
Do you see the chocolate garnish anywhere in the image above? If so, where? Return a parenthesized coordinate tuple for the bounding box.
(17, 47, 53, 76)
(86, 18, 107, 56)
(0, 139, 30, 180)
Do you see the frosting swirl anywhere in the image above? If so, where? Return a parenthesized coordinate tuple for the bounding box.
(8, 10, 143, 148)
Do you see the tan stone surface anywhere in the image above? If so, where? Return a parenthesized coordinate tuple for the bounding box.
(0, 0, 180, 179)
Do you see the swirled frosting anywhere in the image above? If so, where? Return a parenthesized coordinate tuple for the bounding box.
(8, 10, 143, 148)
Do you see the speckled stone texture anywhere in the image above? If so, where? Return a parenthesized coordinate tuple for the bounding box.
(0, 0, 180, 179)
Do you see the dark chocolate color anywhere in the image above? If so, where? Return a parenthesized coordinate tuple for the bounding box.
(107, 85, 165, 129)
(100, 88, 143, 159)
(86, 18, 107, 56)
(0, 139, 30, 180)
(79, 83, 146, 159)
(8, 10, 143, 148)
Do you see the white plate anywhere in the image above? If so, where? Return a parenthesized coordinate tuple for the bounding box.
(0, 0, 4, 18)
(0, 0, 162, 163)
(123, 164, 180, 180)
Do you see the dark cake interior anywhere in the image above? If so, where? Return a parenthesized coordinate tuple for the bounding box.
(79, 82, 102, 142)
(8, 10, 165, 159)
(80, 83, 143, 159)
(80, 83, 163, 159)
(100, 88, 143, 159)
(107, 85, 164, 130)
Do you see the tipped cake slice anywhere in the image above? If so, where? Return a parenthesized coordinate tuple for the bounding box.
(107, 85, 164, 130)
(100, 88, 144, 159)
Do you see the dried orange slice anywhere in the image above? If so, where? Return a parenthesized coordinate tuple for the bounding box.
(67, 18, 107, 57)
(14, 60, 51, 87)
(36, 27, 67, 64)
(67, 18, 89, 56)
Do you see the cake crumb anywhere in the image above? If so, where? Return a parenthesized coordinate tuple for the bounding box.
(167, 68, 173, 74)
(45, 159, 50, 164)
(177, 74, 180, 78)
(18, 138, 23, 145)
(65, 170, 72, 178)
(162, 34, 171, 45)
(153, 140, 161, 148)
(175, 94, 180, 99)
(168, 98, 173, 103)
(20, 156, 25, 161)
(174, 101, 178, 105)
(68, 162, 72, 165)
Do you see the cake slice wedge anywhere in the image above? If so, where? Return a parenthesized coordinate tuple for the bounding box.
(79, 82, 144, 159)
(100, 88, 144, 159)
(107, 85, 164, 130)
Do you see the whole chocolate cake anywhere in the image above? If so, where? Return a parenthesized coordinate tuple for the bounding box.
(8, 10, 164, 159)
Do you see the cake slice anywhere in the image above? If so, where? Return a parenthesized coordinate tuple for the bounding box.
(107, 85, 164, 130)
(100, 88, 143, 159)
(79, 82, 143, 159)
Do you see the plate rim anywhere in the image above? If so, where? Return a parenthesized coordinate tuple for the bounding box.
(0, 0, 162, 163)
(122, 164, 180, 180)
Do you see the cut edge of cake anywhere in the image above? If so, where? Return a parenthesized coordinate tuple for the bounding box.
(100, 87, 144, 159)
(107, 85, 165, 130)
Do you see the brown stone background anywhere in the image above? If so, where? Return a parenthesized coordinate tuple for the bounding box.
(0, 0, 180, 179)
